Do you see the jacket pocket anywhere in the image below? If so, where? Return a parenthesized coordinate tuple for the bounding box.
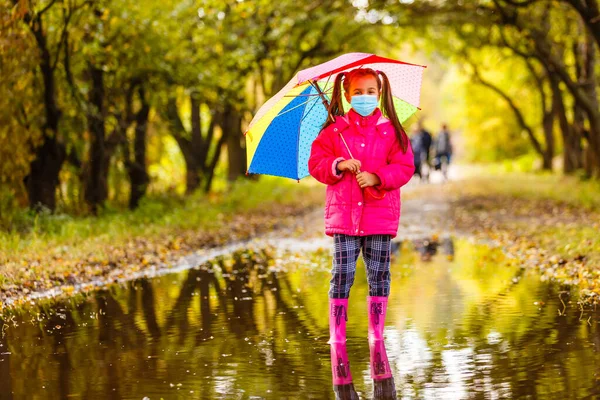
(365, 190, 392, 208)
(372, 190, 399, 216)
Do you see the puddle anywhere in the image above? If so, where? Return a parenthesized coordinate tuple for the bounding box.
(1, 238, 599, 399)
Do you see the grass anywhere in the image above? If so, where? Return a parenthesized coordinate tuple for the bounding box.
(535, 225, 600, 262)
(454, 164, 600, 211)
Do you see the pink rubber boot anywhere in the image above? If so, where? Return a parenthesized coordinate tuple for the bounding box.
(328, 298, 359, 399)
(367, 296, 393, 380)
(328, 298, 353, 386)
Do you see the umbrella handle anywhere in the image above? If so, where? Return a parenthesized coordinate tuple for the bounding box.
(338, 133, 355, 160)
(338, 133, 386, 200)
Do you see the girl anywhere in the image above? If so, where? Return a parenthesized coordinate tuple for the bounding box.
(308, 68, 414, 399)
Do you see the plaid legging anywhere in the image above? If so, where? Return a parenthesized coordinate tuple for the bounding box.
(330, 234, 392, 299)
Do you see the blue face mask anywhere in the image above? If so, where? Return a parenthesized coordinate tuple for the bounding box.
(351, 95, 379, 117)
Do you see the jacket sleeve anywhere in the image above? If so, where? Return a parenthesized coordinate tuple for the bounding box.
(309, 127, 345, 185)
(374, 136, 415, 191)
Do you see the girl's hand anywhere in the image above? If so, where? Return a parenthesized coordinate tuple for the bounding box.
(337, 159, 362, 174)
(356, 172, 381, 188)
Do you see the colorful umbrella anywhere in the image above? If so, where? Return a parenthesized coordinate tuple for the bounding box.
(245, 52, 426, 180)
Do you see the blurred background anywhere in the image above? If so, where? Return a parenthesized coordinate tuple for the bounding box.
(2, 0, 599, 219)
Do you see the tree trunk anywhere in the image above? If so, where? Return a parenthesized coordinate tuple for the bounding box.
(166, 97, 202, 194)
(567, 104, 585, 173)
(84, 64, 107, 214)
(524, 59, 553, 171)
(223, 104, 246, 181)
(203, 128, 229, 193)
(531, 28, 600, 174)
(102, 126, 126, 202)
(562, 22, 587, 173)
(25, 137, 66, 212)
(24, 12, 65, 211)
(84, 68, 131, 211)
(166, 96, 222, 194)
(189, 95, 204, 193)
(579, 28, 600, 177)
(561, 110, 583, 174)
(184, 158, 201, 195)
(128, 87, 150, 210)
(565, 0, 600, 50)
(541, 111, 554, 171)
(584, 131, 600, 177)
(190, 96, 204, 163)
(547, 72, 579, 174)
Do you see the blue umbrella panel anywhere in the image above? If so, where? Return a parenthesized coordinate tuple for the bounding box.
(247, 83, 329, 180)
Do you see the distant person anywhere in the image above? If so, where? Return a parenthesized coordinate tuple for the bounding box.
(419, 123, 433, 173)
(410, 127, 424, 181)
(434, 124, 453, 180)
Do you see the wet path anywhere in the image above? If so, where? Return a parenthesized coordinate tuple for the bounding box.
(1, 236, 599, 399)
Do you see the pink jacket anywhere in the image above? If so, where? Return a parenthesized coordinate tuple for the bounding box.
(308, 109, 414, 238)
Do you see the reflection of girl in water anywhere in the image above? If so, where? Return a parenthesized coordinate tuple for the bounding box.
(413, 235, 455, 262)
(309, 67, 414, 399)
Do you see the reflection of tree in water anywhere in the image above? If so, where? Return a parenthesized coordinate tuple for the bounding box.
(497, 285, 598, 398)
(97, 289, 144, 344)
(220, 251, 260, 337)
(103, 248, 329, 396)
(96, 288, 149, 399)
(205, 248, 330, 395)
(414, 280, 600, 398)
(45, 309, 76, 399)
(139, 279, 161, 339)
(4, 249, 327, 398)
(0, 317, 13, 400)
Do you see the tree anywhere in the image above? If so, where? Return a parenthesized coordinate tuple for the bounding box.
(161, 0, 380, 192)
(494, 1, 600, 176)
(0, 3, 42, 212)
(370, 0, 600, 175)
(9, 0, 73, 211)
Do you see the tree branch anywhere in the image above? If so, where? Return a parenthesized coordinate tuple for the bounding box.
(52, 1, 74, 72)
(467, 58, 545, 156)
(501, 0, 540, 7)
(491, 1, 600, 127)
(523, 57, 548, 113)
(37, 0, 58, 17)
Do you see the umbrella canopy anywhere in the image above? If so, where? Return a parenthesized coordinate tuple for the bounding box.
(245, 52, 426, 180)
